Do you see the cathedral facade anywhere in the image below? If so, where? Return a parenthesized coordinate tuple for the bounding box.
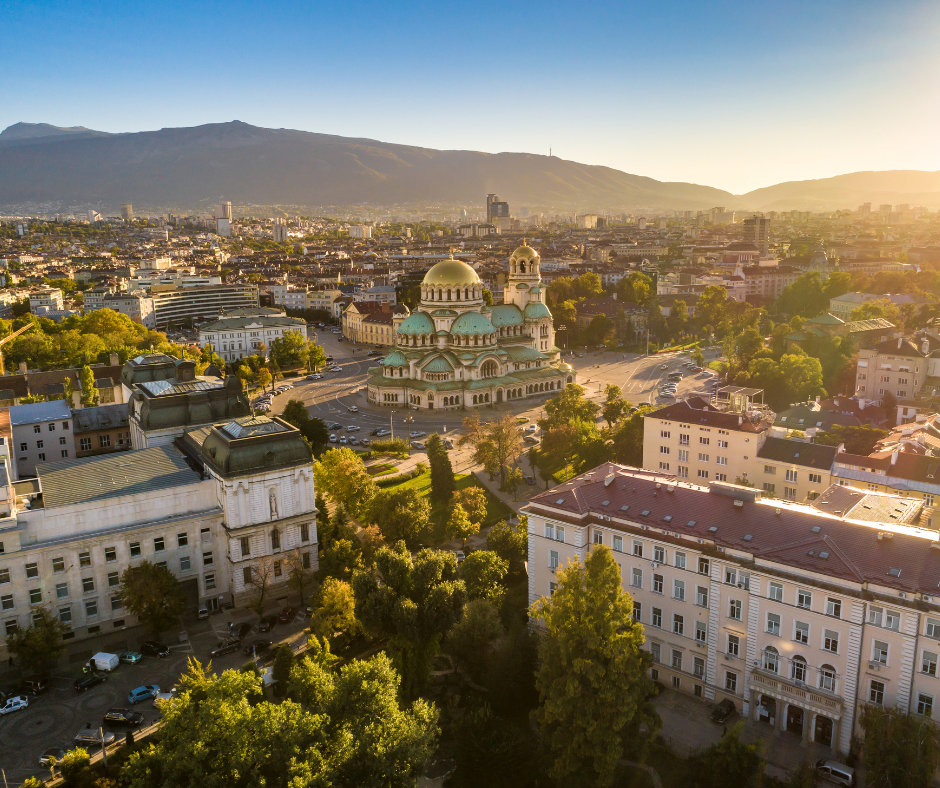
(367, 244, 575, 410)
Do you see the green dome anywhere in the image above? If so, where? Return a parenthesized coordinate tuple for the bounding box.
(489, 305, 523, 327)
(423, 258, 480, 287)
(382, 350, 408, 367)
(397, 312, 435, 335)
(422, 355, 454, 373)
(524, 302, 552, 320)
(450, 311, 496, 335)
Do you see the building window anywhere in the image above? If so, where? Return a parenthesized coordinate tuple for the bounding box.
(632, 540, 643, 557)
(697, 470, 709, 479)
(695, 621, 707, 643)
(653, 545, 665, 563)
(675, 552, 686, 569)
(177, 533, 189, 548)
(25, 562, 38, 579)
(679, 433, 689, 445)
(180, 556, 191, 572)
(785, 469, 798, 483)
(240, 537, 250, 557)
(673, 614, 684, 635)
(870, 680, 885, 705)
(631, 568, 642, 588)
(694, 656, 705, 678)
(0, 569, 8, 585)
(271, 529, 281, 550)
(549, 550, 559, 570)
(650, 642, 661, 663)
(766, 612, 781, 636)
(104, 547, 117, 563)
(673, 579, 685, 601)
(885, 610, 900, 631)
(274, 561, 282, 577)
(55, 582, 69, 599)
(111, 596, 123, 610)
(300, 523, 310, 542)
(763, 483, 775, 493)
(544, 523, 554, 539)
(81, 577, 94, 593)
(0, 595, 12, 611)
(52, 557, 65, 573)
(791, 656, 807, 683)
(826, 597, 842, 618)
(36, 440, 43, 449)
(78, 551, 91, 568)
(698, 557, 709, 575)
(129, 542, 141, 557)
(725, 671, 738, 692)
(671, 649, 683, 670)
(651, 608, 662, 628)
(302, 552, 311, 569)
(99, 435, 111, 448)
(728, 599, 742, 620)
(727, 634, 740, 656)
(632, 601, 642, 622)
(918, 694, 934, 717)
(677, 466, 689, 478)
(809, 473, 822, 484)
(205, 573, 216, 591)
(872, 640, 889, 665)
(153, 537, 165, 552)
(824, 630, 839, 653)
(108, 572, 119, 588)
(33, 426, 40, 434)
(5, 619, 17, 636)
(59, 606, 71, 624)
(797, 589, 812, 610)
(243, 567, 252, 585)
(724, 567, 737, 585)
(769, 582, 783, 602)
(203, 551, 214, 566)
(795, 621, 809, 645)
(85, 599, 98, 617)
(696, 586, 708, 607)
(819, 664, 837, 693)
(613, 535, 623, 552)
(922, 651, 938, 677)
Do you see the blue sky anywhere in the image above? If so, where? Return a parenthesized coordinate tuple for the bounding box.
(2, 0, 939, 193)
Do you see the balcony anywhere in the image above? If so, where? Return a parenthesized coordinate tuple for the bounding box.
(749, 665, 843, 717)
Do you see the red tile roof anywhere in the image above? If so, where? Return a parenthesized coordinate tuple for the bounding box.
(648, 397, 767, 433)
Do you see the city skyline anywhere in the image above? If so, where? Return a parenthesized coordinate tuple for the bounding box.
(2, 0, 940, 194)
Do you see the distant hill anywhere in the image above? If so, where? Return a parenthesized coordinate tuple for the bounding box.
(741, 170, 940, 211)
(0, 120, 735, 211)
(0, 120, 937, 212)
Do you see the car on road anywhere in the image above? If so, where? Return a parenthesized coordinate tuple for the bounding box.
(526, 425, 537, 433)
(710, 698, 736, 723)
(347, 406, 359, 412)
(349, 437, 360, 445)
(411, 441, 425, 450)
(74, 730, 116, 748)
(329, 434, 338, 443)
(443, 439, 454, 449)
(815, 760, 856, 787)
(409, 430, 426, 438)
(306, 375, 320, 380)
(329, 366, 342, 372)
(230, 622, 252, 640)
(210, 639, 241, 658)
(327, 422, 343, 430)
(141, 640, 170, 658)
(119, 650, 143, 665)
(39, 748, 67, 767)
(339, 436, 348, 444)
(370, 428, 384, 435)
(0, 695, 28, 714)
(128, 685, 160, 704)
(660, 364, 668, 369)
(258, 614, 279, 633)
(74, 673, 108, 692)
(516, 416, 529, 423)
(374, 429, 391, 437)
(20, 676, 49, 695)
(243, 639, 273, 656)
(524, 475, 536, 485)
(523, 436, 540, 445)
(368, 350, 382, 356)
(347, 425, 360, 431)
(279, 606, 297, 624)
(103, 708, 144, 727)
(360, 438, 371, 447)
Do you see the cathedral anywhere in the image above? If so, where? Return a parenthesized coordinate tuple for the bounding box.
(367, 243, 575, 410)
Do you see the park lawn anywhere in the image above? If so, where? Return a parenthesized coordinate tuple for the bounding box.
(366, 463, 398, 477)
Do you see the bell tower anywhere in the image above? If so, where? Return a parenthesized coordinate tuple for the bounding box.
(505, 241, 541, 309)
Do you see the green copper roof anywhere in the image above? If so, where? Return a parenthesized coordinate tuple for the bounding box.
(504, 346, 548, 362)
(489, 305, 524, 327)
(524, 302, 552, 320)
(397, 311, 435, 335)
(199, 416, 311, 479)
(422, 355, 454, 373)
(450, 311, 496, 335)
(382, 350, 408, 367)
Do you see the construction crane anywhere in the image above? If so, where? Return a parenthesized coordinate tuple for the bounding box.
(0, 323, 36, 376)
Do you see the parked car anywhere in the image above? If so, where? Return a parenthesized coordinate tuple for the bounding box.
(523, 436, 540, 445)
(411, 441, 425, 450)
(524, 475, 536, 485)
(74, 730, 116, 748)
(74, 674, 108, 692)
(128, 685, 160, 705)
(258, 614, 278, 633)
(454, 551, 466, 564)
(20, 676, 49, 695)
(347, 425, 360, 431)
(329, 434, 338, 443)
(443, 439, 454, 449)
(516, 416, 529, 423)
(347, 406, 359, 412)
(660, 364, 668, 369)
(815, 760, 856, 787)
(243, 639, 273, 657)
(229, 622, 252, 640)
(360, 438, 371, 447)
(88, 652, 120, 672)
(209, 639, 240, 658)
(278, 607, 297, 624)
(103, 708, 144, 727)
(526, 425, 537, 433)
(39, 748, 67, 767)
(140, 641, 170, 658)
(153, 689, 177, 708)
(370, 428, 384, 436)
(710, 698, 736, 723)
(339, 436, 348, 444)
(0, 695, 28, 714)
(349, 438, 360, 446)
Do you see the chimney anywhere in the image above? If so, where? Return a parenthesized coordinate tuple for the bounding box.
(18, 362, 26, 374)
(110, 353, 119, 366)
(923, 337, 930, 356)
(815, 395, 820, 404)
(898, 337, 903, 350)
(891, 447, 899, 466)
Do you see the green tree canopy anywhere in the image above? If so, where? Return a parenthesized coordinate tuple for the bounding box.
(120, 560, 188, 636)
(814, 423, 888, 455)
(486, 517, 528, 578)
(532, 545, 659, 787)
(601, 384, 629, 427)
(366, 487, 431, 549)
(458, 413, 525, 485)
(859, 702, 940, 788)
(426, 433, 456, 504)
(688, 722, 764, 788)
(313, 447, 378, 518)
(5, 606, 68, 671)
(539, 384, 599, 430)
(458, 550, 508, 602)
(268, 330, 308, 369)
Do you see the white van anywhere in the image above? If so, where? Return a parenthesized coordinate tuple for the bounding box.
(815, 760, 856, 787)
(88, 652, 120, 672)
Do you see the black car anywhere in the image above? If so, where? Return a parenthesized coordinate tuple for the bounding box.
(258, 615, 278, 633)
(229, 622, 252, 640)
(103, 708, 144, 727)
(140, 640, 170, 658)
(243, 639, 273, 657)
(20, 676, 49, 696)
(209, 639, 241, 658)
(710, 698, 736, 724)
(278, 607, 296, 624)
(74, 673, 108, 692)
(39, 747, 67, 767)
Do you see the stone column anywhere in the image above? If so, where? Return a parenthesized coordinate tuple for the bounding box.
(802, 711, 813, 747)
(831, 719, 841, 755)
(774, 702, 785, 736)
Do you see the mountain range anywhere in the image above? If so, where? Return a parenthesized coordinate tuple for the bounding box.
(1, 120, 939, 213)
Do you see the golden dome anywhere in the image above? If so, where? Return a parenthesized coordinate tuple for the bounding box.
(423, 258, 481, 287)
(510, 242, 539, 262)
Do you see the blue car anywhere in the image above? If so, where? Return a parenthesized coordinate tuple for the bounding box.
(127, 685, 160, 704)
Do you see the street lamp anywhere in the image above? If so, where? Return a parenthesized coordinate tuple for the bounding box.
(390, 411, 395, 440)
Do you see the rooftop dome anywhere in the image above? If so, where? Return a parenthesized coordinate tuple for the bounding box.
(397, 312, 435, 335)
(451, 311, 497, 336)
(511, 243, 539, 262)
(423, 257, 480, 287)
(524, 302, 552, 320)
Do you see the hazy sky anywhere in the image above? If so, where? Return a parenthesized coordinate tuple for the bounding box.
(3, 0, 939, 194)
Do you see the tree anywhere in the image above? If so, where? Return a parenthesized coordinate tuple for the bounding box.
(307, 343, 327, 371)
(540, 384, 598, 429)
(59, 748, 91, 785)
(353, 543, 465, 699)
(125, 655, 438, 788)
(447, 503, 478, 543)
(695, 285, 729, 328)
(426, 433, 456, 504)
(120, 560, 188, 636)
(503, 465, 525, 500)
(859, 703, 939, 788)
(532, 546, 659, 788)
(271, 644, 294, 695)
(79, 364, 98, 406)
(451, 700, 538, 788)
(285, 547, 315, 607)
(688, 722, 764, 788)
(610, 407, 648, 467)
(281, 398, 329, 451)
(459, 550, 508, 602)
(245, 557, 277, 616)
(487, 517, 528, 577)
(310, 577, 358, 639)
(5, 606, 68, 671)
(452, 485, 487, 525)
(602, 384, 628, 427)
(814, 424, 888, 455)
(366, 487, 431, 548)
(616, 271, 653, 305)
(585, 314, 615, 346)
(446, 599, 503, 680)
(313, 447, 378, 518)
(482, 288, 494, 306)
(268, 330, 308, 369)
(255, 367, 272, 391)
(458, 413, 525, 485)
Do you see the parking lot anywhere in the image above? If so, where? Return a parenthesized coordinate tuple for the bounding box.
(0, 608, 311, 783)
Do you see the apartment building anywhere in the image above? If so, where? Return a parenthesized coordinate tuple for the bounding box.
(755, 437, 836, 502)
(28, 288, 64, 312)
(642, 395, 771, 485)
(306, 288, 343, 317)
(9, 400, 75, 478)
(149, 282, 260, 329)
(100, 292, 155, 328)
(855, 335, 940, 403)
(737, 265, 802, 302)
(198, 314, 308, 363)
(342, 301, 405, 346)
(525, 463, 940, 757)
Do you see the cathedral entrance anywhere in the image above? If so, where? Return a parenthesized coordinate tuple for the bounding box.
(496, 389, 503, 403)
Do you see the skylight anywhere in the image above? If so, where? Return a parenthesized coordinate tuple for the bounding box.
(743, 534, 753, 541)
(811, 526, 821, 533)
(663, 515, 673, 522)
(555, 499, 565, 505)
(601, 500, 610, 507)
(687, 520, 697, 527)
(620, 505, 630, 512)
(819, 551, 830, 559)
(888, 567, 902, 578)
(708, 526, 718, 532)
(641, 509, 650, 516)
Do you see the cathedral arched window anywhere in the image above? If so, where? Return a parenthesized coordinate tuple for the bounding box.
(271, 529, 280, 550)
